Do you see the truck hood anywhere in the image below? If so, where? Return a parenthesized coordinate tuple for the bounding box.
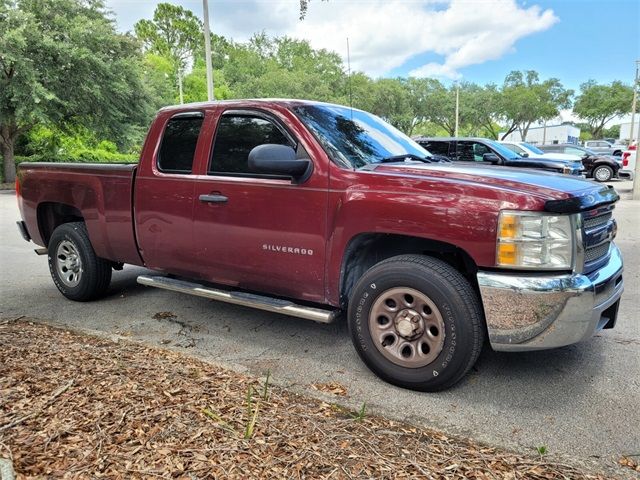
(372, 162, 618, 212)
(503, 156, 583, 173)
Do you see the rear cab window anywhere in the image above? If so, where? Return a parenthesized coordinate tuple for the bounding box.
(157, 113, 204, 174)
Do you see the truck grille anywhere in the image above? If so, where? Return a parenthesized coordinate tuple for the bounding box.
(584, 242, 610, 263)
(581, 205, 616, 273)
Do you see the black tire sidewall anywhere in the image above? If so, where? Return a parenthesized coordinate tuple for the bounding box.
(348, 260, 479, 390)
(48, 223, 107, 301)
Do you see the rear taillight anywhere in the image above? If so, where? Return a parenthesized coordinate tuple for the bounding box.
(15, 176, 20, 197)
(622, 152, 630, 167)
(630, 144, 637, 151)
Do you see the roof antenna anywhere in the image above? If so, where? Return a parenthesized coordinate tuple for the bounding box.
(347, 37, 353, 119)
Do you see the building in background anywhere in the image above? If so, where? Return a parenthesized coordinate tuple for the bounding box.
(499, 124, 580, 145)
(618, 121, 639, 143)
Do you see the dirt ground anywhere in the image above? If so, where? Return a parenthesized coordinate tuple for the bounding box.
(1, 319, 634, 479)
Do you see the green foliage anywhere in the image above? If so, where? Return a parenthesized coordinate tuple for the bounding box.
(601, 124, 621, 139)
(368, 78, 414, 133)
(135, 3, 202, 70)
(500, 70, 573, 141)
(135, 3, 203, 103)
(2, 0, 630, 185)
(182, 60, 232, 103)
(0, 0, 153, 181)
(352, 402, 367, 422)
(222, 34, 345, 102)
(573, 80, 633, 138)
(16, 125, 138, 165)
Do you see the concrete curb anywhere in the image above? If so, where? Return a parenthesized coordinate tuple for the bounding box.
(0, 458, 15, 480)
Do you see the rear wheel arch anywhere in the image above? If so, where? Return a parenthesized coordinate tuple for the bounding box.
(338, 233, 479, 309)
(37, 202, 84, 246)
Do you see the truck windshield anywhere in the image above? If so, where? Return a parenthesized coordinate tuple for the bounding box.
(484, 139, 521, 160)
(521, 142, 544, 155)
(292, 104, 432, 169)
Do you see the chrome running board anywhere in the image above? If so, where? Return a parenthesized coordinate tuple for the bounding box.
(137, 275, 338, 324)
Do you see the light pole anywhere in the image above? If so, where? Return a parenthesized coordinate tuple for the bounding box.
(631, 60, 639, 200)
(454, 83, 459, 137)
(203, 0, 214, 101)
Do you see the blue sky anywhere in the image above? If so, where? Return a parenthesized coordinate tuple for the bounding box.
(107, 0, 639, 92)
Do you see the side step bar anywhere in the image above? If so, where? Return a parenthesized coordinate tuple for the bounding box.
(137, 275, 339, 324)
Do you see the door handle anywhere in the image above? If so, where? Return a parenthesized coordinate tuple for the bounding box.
(199, 194, 228, 203)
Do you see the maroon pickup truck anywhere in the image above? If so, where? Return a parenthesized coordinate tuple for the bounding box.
(16, 100, 624, 391)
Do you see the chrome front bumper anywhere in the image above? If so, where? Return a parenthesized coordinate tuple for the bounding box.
(477, 244, 624, 352)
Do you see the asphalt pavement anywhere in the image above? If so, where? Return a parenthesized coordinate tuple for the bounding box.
(1, 184, 638, 476)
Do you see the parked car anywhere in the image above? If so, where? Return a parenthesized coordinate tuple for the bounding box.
(414, 137, 584, 175)
(499, 141, 582, 161)
(16, 100, 623, 392)
(620, 142, 637, 180)
(583, 140, 625, 157)
(538, 144, 621, 182)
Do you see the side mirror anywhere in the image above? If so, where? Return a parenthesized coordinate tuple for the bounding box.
(482, 152, 501, 164)
(248, 144, 312, 182)
(521, 152, 529, 157)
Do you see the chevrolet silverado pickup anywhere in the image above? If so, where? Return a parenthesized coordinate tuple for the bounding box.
(16, 100, 624, 391)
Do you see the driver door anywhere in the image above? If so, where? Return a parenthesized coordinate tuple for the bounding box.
(191, 109, 329, 303)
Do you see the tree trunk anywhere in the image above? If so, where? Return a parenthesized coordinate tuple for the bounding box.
(500, 123, 518, 140)
(0, 136, 16, 184)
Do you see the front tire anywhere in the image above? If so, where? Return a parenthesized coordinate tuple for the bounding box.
(348, 255, 484, 391)
(592, 165, 613, 182)
(48, 222, 112, 301)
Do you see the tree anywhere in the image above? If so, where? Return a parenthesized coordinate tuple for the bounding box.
(134, 3, 203, 104)
(465, 84, 502, 139)
(0, 0, 153, 182)
(299, 0, 328, 19)
(415, 79, 456, 136)
(222, 34, 346, 103)
(573, 80, 634, 139)
(500, 70, 572, 141)
(412, 80, 476, 137)
(368, 79, 414, 133)
(182, 59, 232, 103)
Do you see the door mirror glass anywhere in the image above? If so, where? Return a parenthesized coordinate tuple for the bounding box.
(248, 144, 312, 182)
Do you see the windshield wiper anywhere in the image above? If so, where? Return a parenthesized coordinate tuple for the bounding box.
(378, 154, 433, 164)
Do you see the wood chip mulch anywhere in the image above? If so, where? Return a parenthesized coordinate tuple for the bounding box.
(0, 319, 613, 479)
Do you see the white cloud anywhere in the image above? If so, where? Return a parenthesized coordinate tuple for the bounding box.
(107, 0, 558, 79)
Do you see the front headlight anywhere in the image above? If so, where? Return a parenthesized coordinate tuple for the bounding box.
(496, 211, 574, 270)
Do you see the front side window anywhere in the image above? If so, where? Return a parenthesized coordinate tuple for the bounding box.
(565, 147, 586, 156)
(210, 114, 293, 175)
(421, 141, 451, 156)
(158, 115, 204, 174)
(456, 141, 490, 162)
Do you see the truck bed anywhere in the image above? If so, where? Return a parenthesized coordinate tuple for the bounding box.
(17, 162, 142, 266)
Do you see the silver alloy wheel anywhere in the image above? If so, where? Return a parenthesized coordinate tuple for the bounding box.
(369, 287, 446, 368)
(56, 240, 83, 287)
(594, 166, 612, 181)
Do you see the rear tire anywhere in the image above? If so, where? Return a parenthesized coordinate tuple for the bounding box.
(48, 222, 112, 301)
(592, 165, 613, 182)
(347, 254, 484, 392)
